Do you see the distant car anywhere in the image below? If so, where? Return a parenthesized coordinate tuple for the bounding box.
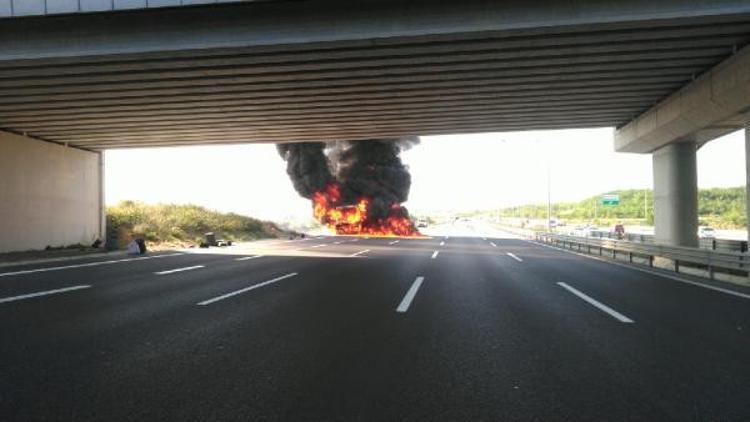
(570, 225, 593, 237)
(698, 226, 716, 238)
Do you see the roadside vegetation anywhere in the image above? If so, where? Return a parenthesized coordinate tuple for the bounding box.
(107, 201, 287, 248)
(465, 187, 746, 229)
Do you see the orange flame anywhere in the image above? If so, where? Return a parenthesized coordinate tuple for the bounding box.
(312, 184, 421, 237)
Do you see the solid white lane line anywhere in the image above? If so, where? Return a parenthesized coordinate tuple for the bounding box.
(532, 241, 750, 301)
(197, 272, 298, 306)
(154, 265, 205, 275)
(388, 240, 400, 245)
(0, 285, 91, 304)
(0, 253, 184, 278)
(350, 249, 370, 257)
(490, 242, 497, 247)
(235, 255, 263, 261)
(396, 276, 425, 313)
(507, 252, 523, 262)
(333, 241, 342, 245)
(431, 251, 439, 259)
(440, 241, 445, 246)
(557, 282, 635, 323)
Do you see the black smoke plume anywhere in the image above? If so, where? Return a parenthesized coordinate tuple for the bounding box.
(335, 138, 417, 220)
(275, 142, 333, 199)
(276, 137, 418, 221)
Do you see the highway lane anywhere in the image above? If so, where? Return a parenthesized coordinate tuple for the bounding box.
(1, 234, 748, 421)
(0, 236, 431, 421)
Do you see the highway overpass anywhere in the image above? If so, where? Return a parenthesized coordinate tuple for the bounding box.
(1, 0, 750, 250)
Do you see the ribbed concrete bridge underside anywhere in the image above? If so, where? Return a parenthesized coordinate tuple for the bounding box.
(0, 0, 749, 150)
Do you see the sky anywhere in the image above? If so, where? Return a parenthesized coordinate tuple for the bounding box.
(105, 128, 746, 221)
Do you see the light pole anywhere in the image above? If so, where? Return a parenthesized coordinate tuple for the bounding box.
(533, 137, 553, 232)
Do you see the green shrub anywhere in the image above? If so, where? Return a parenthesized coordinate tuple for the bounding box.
(491, 186, 746, 229)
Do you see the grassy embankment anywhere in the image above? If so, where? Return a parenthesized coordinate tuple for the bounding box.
(107, 201, 287, 249)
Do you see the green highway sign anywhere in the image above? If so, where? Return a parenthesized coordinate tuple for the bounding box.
(601, 194, 620, 206)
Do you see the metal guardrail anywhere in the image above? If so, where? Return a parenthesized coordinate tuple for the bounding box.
(535, 232, 750, 279)
(585, 230, 748, 253)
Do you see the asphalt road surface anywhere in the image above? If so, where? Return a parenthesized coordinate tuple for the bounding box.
(1, 233, 749, 421)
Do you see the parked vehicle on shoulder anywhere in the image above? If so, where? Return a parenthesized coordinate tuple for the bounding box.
(698, 226, 716, 238)
(570, 225, 593, 237)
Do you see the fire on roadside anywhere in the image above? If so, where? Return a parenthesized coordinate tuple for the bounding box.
(312, 184, 422, 237)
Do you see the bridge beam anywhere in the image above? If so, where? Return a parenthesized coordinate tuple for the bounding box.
(0, 131, 104, 253)
(652, 142, 698, 247)
(3, 0, 750, 61)
(615, 44, 750, 153)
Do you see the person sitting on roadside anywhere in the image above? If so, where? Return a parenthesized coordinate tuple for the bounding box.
(614, 223, 625, 239)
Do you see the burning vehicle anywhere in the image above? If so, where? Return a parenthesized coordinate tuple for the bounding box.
(312, 182, 419, 237)
(277, 138, 421, 237)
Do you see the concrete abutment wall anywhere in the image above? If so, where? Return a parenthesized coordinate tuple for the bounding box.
(0, 131, 103, 253)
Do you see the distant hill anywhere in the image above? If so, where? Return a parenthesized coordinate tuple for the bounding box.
(107, 201, 287, 248)
(488, 187, 746, 229)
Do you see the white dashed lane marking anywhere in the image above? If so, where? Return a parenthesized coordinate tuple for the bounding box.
(557, 282, 634, 323)
(396, 276, 425, 313)
(0, 285, 91, 304)
(507, 252, 523, 262)
(197, 273, 299, 306)
(235, 255, 263, 261)
(155, 265, 205, 275)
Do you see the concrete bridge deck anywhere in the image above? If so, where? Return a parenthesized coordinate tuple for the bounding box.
(0, 0, 749, 149)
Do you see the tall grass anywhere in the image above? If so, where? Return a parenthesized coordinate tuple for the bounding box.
(107, 201, 284, 247)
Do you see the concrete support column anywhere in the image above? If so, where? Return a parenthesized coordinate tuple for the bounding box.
(653, 143, 698, 247)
